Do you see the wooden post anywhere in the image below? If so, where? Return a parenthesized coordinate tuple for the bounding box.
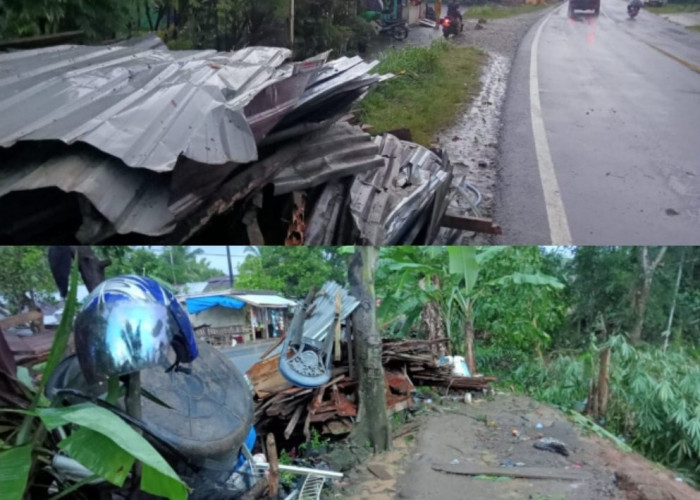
(334, 291, 342, 362)
(266, 433, 279, 498)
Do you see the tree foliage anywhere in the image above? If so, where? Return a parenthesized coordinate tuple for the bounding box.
(234, 246, 346, 298)
(97, 246, 221, 285)
(0, 246, 56, 313)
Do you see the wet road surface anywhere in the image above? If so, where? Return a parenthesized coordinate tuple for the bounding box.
(222, 340, 278, 374)
(496, 1, 700, 244)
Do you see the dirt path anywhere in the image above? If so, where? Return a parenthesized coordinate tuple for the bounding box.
(339, 394, 700, 500)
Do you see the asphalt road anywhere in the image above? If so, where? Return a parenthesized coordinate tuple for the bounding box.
(222, 340, 279, 374)
(496, 1, 700, 244)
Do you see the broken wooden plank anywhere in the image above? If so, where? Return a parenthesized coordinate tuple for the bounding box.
(266, 434, 279, 497)
(0, 311, 43, 330)
(367, 463, 393, 480)
(246, 355, 291, 398)
(440, 212, 502, 235)
(432, 464, 588, 481)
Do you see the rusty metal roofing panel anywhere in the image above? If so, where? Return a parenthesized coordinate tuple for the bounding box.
(0, 42, 293, 172)
(349, 134, 450, 244)
(272, 122, 384, 195)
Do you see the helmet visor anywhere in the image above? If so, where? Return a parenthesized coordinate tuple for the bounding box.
(75, 300, 176, 383)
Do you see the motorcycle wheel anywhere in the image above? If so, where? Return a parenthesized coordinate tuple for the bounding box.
(392, 26, 408, 41)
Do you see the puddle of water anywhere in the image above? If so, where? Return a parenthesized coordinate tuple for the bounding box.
(436, 54, 510, 243)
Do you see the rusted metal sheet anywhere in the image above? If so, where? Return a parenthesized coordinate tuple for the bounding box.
(285, 192, 307, 245)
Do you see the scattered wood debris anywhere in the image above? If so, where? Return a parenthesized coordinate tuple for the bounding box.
(248, 338, 497, 441)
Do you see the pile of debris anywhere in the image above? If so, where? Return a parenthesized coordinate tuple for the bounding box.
(248, 336, 495, 441)
(0, 35, 483, 244)
(383, 339, 497, 390)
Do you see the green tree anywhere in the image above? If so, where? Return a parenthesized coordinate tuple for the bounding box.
(234, 247, 346, 297)
(97, 246, 220, 285)
(0, 247, 55, 313)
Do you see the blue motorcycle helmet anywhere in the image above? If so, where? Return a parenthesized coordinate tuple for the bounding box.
(73, 275, 199, 384)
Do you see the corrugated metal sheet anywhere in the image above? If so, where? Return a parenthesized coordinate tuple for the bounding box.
(234, 294, 297, 308)
(303, 282, 360, 343)
(0, 39, 293, 172)
(0, 145, 176, 237)
(349, 134, 451, 244)
(272, 122, 385, 195)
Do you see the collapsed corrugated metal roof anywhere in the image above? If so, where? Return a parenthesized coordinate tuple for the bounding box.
(349, 134, 453, 244)
(0, 37, 396, 243)
(0, 38, 309, 172)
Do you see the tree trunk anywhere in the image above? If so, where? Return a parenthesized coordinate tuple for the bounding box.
(629, 246, 667, 345)
(663, 250, 685, 351)
(349, 247, 390, 453)
(145, 1, 154, 30)
(464, 314, 476, 376)
(420, 275, 447, 359)
(586, 314, 610, 419)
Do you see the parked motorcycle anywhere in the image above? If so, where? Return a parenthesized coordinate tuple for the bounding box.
(441, 15, 463, 38)
(376, 19, 409, 41)
(41, 276, 257, 500)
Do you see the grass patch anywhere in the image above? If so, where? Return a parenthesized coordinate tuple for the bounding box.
(465, 3, 549, 19)
(358, 40, 485, 146)
(646, 3, 700, 14)
(689, 24, 700, 31)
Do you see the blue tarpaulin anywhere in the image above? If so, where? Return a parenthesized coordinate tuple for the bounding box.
(186, 296, 245, 314)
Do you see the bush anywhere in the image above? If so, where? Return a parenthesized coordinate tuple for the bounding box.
(505, 340, 700, 483)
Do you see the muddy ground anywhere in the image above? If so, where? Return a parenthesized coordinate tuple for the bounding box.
(335, 394, 700, 500)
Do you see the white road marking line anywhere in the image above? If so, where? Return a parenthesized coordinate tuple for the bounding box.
(530, 10, 573, 244)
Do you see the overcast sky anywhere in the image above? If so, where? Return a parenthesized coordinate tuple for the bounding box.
(149, 246, 252, 275)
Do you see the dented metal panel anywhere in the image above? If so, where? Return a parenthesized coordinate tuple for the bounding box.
(349, 134, 450, 244)
(272, 122, 385, 195)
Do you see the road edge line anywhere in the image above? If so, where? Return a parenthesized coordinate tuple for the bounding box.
(529, 9, 573, 245)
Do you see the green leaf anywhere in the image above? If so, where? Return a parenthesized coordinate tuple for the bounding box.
(495, 272, 564, 289)
(0, 445, 33, 500)
(39, 259, 80, 397)
(37, 404, 187, 500)
(447, 247, 479, 294)
(58, 428, 135, 486)
(16, 367, 34, 390)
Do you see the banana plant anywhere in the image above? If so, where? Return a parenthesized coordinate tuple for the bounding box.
(0, 260, 188, 500)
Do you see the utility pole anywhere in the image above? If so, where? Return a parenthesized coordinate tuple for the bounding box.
(226, 246, 234, 288)
(168, 246, 176, 285)
(290, 0, 295, 50)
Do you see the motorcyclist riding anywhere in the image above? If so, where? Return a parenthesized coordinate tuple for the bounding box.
(627, 0, 642, 15)
(447, 2, 463, 31)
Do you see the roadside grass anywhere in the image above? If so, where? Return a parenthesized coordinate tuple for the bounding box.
(689, 24, 700, 31)
(464, 3, 550, 19)
(646, 3, 700, 14)
(358, 40, 485, 146)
